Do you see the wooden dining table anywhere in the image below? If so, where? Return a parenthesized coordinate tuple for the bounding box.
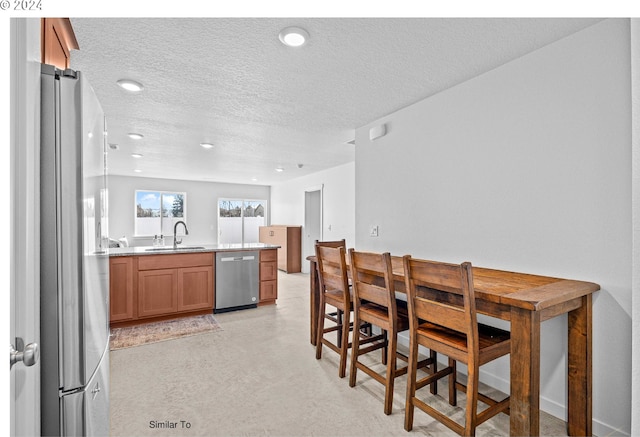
(307, 255, 600, 437)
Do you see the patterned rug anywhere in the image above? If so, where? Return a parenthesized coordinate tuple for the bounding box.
(109, 314, 222, 350)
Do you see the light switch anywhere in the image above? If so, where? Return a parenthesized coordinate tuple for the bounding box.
(370, 225, 379, 237)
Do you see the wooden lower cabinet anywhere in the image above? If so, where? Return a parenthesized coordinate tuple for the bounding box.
(109, 252, 215, 327)
(109, 256, 134, 322)
(259, 249, 278, 304)
(109, 249, 276, 325)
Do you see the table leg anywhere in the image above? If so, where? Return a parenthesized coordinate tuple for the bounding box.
(567, 295, 592, 436)
(309, 259, 319, 345)
(510, 307, 541, 436)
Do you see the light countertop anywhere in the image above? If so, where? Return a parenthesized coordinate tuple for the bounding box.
(108, 243, 280, 257)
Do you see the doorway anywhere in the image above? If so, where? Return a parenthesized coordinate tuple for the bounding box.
(303, 185, 323, 274)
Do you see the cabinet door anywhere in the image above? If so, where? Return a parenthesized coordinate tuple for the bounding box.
(260, 280, 277, 302)
(178, 266, 213, 312)
(109, 257, 134, 322)
(138, 269, 178, 318)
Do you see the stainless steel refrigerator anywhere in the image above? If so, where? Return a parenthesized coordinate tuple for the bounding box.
(40, 64, 110, 436)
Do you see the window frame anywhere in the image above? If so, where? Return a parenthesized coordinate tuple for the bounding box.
(134, 189, 187, 237)
(217, 198, 268, 244)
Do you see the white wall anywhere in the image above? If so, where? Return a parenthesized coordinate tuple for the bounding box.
(107, 175, 270, 246)
(355, 19, 631, 436)
(271, 162, 355, 273)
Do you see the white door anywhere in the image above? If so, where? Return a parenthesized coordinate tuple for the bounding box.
(303, 186, 323, 274)
(10, 18, 41, 436)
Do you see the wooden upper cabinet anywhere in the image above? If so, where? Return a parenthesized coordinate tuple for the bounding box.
(41, 18, 79, 69)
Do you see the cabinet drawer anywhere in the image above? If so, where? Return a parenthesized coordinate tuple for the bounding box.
(260, 249, 277, 262)
(138, 252, 213, 270)
(260, 261, 278, 281)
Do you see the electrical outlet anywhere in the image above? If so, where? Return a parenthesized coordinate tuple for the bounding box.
(370, 225, 379, 237)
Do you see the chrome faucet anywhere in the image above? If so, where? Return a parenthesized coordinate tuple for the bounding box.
(173, 221, 189, 249)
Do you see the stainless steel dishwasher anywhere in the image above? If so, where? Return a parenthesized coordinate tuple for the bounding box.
(215, 251, 259, 313)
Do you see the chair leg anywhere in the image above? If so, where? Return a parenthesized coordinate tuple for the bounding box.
(336, 309, 343, 348)
(404, 333, 419, 431)
(349, 312, 361, 387)
(383, 330, 398, 415)
(338, 309, 350, 378)
(430, 349, 438, 395)
(464, 365, 479, 437)
(449, 358, 457, 406)
(315, 298, 326, 360)
(381, 330, 388, 365)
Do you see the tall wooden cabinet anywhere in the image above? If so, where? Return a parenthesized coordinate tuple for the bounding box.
(259, 225, 302, 273)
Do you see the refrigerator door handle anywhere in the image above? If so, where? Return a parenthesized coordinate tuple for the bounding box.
(10, 339, 39, 370)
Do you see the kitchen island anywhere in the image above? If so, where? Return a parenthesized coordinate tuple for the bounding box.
(108, 243, 279, 328)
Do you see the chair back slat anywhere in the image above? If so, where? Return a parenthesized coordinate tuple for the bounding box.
(352, 281, 389, 307)
(406, 260, 465, 295)
(315, 239, 346, 249)
(413, 299, 467, 333)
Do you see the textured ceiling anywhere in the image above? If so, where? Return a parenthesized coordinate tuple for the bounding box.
(69, 17, 602, 185)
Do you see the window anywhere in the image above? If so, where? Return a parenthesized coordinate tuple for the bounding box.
(218, 199, 266, 244)
(135, 190, 186, 236)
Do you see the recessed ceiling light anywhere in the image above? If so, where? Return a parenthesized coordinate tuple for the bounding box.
(275, 167, 284, 172)
(279, 27, 309, 47)
(134, 169, 142, 173)
(128, 133, 143, 140)
(117, 79, 144, 92)
(200, 142, 214, 149)
(251, 177, 258, 182)
(131, 153, 143, 158)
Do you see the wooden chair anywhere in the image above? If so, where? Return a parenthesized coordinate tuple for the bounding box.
(315, 244, 353, 378)
(315, 240, 348, 347)
(348, 249, 435, 415)
(402, 256, 511, 436)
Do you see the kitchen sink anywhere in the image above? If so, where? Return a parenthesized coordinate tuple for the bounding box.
(145, 246, 206, 252)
